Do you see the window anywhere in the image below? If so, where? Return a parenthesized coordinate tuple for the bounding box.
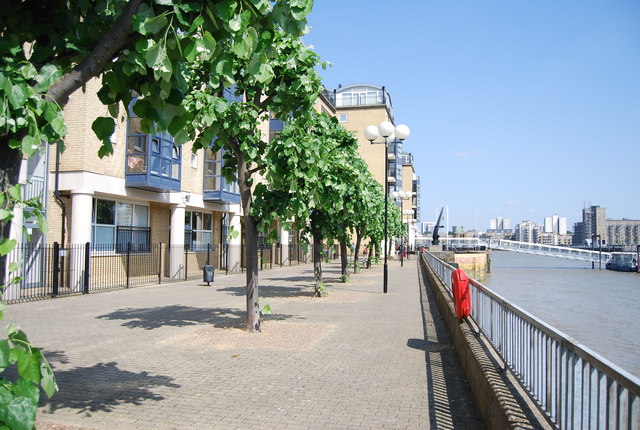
(184, 211, 213, 251)
(92, 198, 150, 252)
(203, 148, 239, 195)
(338, 113, 348, 123)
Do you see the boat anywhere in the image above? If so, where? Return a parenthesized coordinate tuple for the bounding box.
(605, 253, 638, 272)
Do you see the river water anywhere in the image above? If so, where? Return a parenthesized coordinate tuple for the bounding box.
(482, 251, 640, 379)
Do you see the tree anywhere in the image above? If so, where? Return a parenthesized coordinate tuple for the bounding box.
(1, 0, 316, 423)
(180, 31, 322, 330)
(262, 113, 371, 295)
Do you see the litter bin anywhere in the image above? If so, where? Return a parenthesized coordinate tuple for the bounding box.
(202, 265, 215, 285)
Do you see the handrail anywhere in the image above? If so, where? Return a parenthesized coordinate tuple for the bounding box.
(439, 237, 618, 262)
(422, 251, 640, 429)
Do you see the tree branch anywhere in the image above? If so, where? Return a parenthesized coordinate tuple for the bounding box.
(46, 0, 144, 109)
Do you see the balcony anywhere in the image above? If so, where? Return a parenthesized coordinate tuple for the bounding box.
(203, 148, 240, 204)
(126, 100, 181, 192)
(125, 133, 182, 192)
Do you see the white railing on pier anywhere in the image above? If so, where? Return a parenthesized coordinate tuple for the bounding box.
(441, 237, 614, 262)
(423, 252, 640, 430)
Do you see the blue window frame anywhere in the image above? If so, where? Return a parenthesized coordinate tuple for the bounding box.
(126, 101, 181, 191)
(203, 147, 240, 204)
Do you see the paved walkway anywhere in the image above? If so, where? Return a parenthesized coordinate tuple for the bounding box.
(5, 259, 483, 429)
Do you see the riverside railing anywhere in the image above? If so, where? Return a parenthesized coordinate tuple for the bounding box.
(423, 252, 640, 430)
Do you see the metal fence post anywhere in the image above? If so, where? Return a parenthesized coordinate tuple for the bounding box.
(158, 243, 162, 284)
(207, 243, 210, 266)
(126, 242, 131, 288)
(83, 242, 90, 294)
(52, 242, 60, 297)
(225, 243, 229, 275)
(184, 246, 188, 280)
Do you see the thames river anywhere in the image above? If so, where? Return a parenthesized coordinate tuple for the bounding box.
(482, 250, 640, 379)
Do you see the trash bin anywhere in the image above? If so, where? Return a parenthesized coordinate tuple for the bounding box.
(202, 265, 215, 285)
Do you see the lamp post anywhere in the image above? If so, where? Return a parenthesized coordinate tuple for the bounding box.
(364, 121, 410, 293)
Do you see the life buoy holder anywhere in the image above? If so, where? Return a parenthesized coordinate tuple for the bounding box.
(451, 268, 471, 320)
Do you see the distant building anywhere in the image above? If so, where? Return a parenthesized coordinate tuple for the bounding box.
(451, 225, 464, 237)
(514, 221, 539, 243)
(573, 206, 640, 250)
(544, 214, 567, 235)
(484, 229, 513, 240)
(490, 217, 510, 230)
(421, 221, 435, 235)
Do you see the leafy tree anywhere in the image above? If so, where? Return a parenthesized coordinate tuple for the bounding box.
(262, 113, 371, 295)
(0, 0, 317, 423)
(180, 31, 322, 329)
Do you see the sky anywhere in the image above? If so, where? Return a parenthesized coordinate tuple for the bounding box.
(303, 0, 640, 231)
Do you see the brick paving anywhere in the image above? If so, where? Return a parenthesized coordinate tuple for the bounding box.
(5, 259, 482, 429)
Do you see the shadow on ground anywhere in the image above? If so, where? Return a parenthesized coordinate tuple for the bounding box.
(40, 361, 180, 415)
(96, 305, 295, 330)
(416, 261, 485, 430)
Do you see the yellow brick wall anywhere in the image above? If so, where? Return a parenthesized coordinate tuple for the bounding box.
(56, 78, 128, 177)
(336, 106, 391, 188)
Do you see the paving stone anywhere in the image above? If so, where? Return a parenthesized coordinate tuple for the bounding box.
(6, 259, 483, 429)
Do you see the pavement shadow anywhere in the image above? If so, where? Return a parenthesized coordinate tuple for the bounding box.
(416, 261, 485, 430)
(43, 349, 71, 365)
(40, 361, 180, 414)
(96, 305, 294, 330)
(217, 284, 314, 298)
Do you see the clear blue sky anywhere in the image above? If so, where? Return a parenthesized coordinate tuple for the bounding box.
(304, 0, 640, 231)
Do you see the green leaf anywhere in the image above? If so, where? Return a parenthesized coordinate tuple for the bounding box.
(0, 209, 10, 220)
(7, 84, 29, 110)
(202, 32, 216, 58)
(0, 239, 17, 257)
(35, 64, 62, 91)
(91, 117, 115, 140)
(0, 340, 10, 370)
(8, 262, 19, 272)
(20, 135, 40, 157)
(155, 0, 174, 5)
(144, 13, 168, 35)
(40, 360, 58, 398)
(1, 393, 38, 430)
(17, 351, 41, 385)
(186, 15, 204, 35)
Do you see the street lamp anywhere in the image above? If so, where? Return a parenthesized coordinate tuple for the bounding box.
(364, 121, 410, 293)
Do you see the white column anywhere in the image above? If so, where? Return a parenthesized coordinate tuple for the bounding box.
(280, 225, 290, 265)
(169, 203, 185, 279)
(227, 211, 242, 273)
(69, 190, 93, 291)
(70, 190, 93, 245)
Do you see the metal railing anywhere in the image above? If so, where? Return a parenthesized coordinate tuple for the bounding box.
(440, 238, 616, 262)
(422, 252, 640, 430)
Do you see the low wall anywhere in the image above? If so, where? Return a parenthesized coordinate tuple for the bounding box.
(454, 251, 490, 281)
(420, 255, 550, 430)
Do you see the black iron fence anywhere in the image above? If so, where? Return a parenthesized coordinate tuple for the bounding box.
(1, 242, 317, 304)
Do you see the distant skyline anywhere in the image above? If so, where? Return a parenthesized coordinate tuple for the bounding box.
(304, 1, 640, 230)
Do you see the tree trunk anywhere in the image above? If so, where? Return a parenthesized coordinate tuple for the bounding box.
(234, 147, 260, 332)
(312, 232, 323, 297)
(353, 228, 362, 274)
(339, 239, 348, 278)
(366, 243, 373, 269)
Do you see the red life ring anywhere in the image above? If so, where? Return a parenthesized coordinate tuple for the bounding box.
(451, 269, 471, 320)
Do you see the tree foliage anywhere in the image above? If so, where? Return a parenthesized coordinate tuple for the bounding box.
(0, 0, 318, 423)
